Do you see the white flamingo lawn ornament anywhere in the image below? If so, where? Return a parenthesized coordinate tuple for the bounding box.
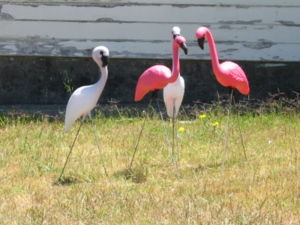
(163, 26, 185, 167)
(58, 46, 109, 182)
(163, 26, 185, 119)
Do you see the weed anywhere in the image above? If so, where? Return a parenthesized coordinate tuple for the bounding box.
(62, 70, 74, 94)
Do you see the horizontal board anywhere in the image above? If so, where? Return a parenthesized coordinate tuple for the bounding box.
(4, 0, 300, 7)
(0, 38, 299, 62)
(1, 1, 300, 61)
(2, 4, 300, 26)
(0, 21, 299, 43)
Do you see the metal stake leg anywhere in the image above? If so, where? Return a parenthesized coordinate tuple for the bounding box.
(58, 120, 83, 182)
(90, 118, 109, 177)
(128, 98, 153, 170)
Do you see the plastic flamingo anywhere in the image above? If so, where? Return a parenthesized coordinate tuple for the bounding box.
(58, 46, 109, 182)
(195, 26, 249, 161)
(163, 31, 185, 117)
(163, 27, 186, 168)
(64, 46, 109, 131)
(195, 26, 250, 96)
(129, 27, 187, 170)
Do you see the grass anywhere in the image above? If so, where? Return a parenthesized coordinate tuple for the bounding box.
(0, 102, 300, 224)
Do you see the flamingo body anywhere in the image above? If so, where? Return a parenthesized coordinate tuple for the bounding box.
(65, 82, 102, 131)
(196, 27, 250, 95)
(64, 46, 109, 131)
(163, 75, 185, 118)
(216, 61, 250, 95)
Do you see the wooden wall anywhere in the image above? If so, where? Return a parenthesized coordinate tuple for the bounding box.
(1, 0, 299, 61)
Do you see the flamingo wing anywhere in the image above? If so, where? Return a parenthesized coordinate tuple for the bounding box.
(64, 84, 98, 131)
(134, 65, 171, 101)
(221, 61, 250, 95)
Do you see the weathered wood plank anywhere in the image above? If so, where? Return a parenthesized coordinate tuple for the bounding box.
(1, 1, 300, 61)
(2, 4, 300, 26)
(0, 21, 298, 43)
(0, 38, 299, 62)
(3, 0, 300, 7)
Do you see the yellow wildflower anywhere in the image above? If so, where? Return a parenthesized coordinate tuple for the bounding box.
(178, 127, 185, 132)
(212, 121, 219, 127)
(199, 114, 207, 119)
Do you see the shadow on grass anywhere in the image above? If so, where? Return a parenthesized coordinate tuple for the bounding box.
(180, 162, 223, 176)
(114, 168, 147, 184)
(183, 158, 248, 176)
(53, 175, 82, 186)
(194, 162, 223, 172)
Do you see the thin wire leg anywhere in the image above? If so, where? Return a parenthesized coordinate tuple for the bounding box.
(58, 120, 83, 182)
(128, 113, 147, 170)
(128, 99, 152, 170)
(90, 118, 109, 177)
(231, 93, 247, 160)
(172, 101, 179, 174)
(222, 89, 233, 166)
(155, 99, 172, 159)
(236, 113, 247, 160)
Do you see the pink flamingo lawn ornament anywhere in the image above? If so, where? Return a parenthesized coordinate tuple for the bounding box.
(195, 26, 249, 160)
(58, 46, 109, 182)
(129, 26, 188, 170)
(195, 26, 250, 96)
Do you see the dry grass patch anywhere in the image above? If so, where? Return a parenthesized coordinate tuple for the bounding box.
(0, 107, 300, 224)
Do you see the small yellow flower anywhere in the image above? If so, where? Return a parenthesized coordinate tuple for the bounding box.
(178, 127, 185, 132)
(211, 121, 219, 127)
(199, 114, 207, 119)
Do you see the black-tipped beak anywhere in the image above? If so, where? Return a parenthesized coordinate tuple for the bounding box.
(102, 56, 109, 67)
(180, 42, 188, 55)
(197, 38, 205, 50)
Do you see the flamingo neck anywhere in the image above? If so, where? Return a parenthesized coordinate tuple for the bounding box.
(168, 41, 180, 83)
(95, 66, 108, 96)
(205, 29, 221, 75)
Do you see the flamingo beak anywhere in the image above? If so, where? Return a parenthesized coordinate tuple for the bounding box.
(197, 38, 205, 50)
(102, 56, 109, 67)
(180, 42, 188, 55)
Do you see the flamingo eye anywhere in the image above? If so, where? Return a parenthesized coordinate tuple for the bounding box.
(100, 51, 103, 56)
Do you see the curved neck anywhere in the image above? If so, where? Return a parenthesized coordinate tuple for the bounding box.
(95, 66, 108, 96)
(205, 29, 221, 74)
(168, 41, 180, 83)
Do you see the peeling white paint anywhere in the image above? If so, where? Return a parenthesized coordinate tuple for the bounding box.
(0, 1, 299, 61)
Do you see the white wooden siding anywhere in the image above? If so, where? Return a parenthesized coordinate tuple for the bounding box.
(0, 0, 299, 61)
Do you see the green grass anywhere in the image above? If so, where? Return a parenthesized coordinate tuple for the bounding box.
(0, 105, 300, 224)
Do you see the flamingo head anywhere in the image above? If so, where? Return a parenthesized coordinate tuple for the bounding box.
(92, 46, 109, 68)
(172, 26, 181, 38)
(195, 27, 208, 50)
(176, 36, 188, 55)
(171, 26, 188, 55)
